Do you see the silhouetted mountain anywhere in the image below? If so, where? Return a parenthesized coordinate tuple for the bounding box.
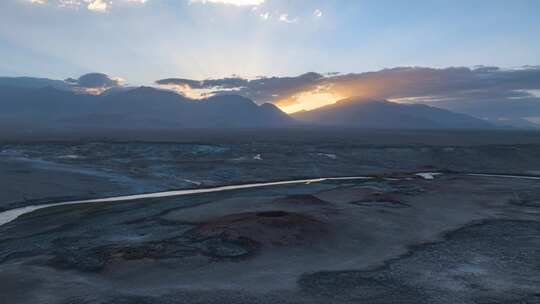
(0, 85, 93, 125)
(0, 85, 294, 129)
(292, 98, 494, 129)
(0, 77, 72, 91)
(0, 84, 502, 132)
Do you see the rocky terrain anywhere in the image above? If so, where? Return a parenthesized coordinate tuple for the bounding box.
(1, 134, 540, 303)
(0, 173, 539, 303)
(2, 137, 540, 211)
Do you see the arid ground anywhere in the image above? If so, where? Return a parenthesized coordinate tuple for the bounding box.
(1, 131, 539, 303)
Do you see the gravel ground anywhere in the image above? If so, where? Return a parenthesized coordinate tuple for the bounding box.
(1, 173, 539, 303)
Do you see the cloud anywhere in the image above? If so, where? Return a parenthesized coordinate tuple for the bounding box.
(156, 77, 248, 89)
(156, 76, 249, 99)
(278, 13, 298, 23)
(66, 73, 123, 93)
(26, 0, 148, 12)
(313, 9, 322, 18)
(156, 67, 540, 121)
(259, 12, 270, 20)
(316, 66, 540, 121)
(87, 0, 109, 12)
(189, 0, 265, 6)
(157, 72, 323, 102)
(326, 66, 540, 102)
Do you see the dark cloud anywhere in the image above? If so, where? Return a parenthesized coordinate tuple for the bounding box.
(155, 78, 206, 89)
(320, 66, 540, 101)
(66, 73, 121, 89)
(156, 72, 324, 102)
(156, 77, 249, 90)
(155, 66, 540, 123)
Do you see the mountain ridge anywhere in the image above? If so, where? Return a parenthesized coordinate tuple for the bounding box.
(292, 97, 494, 129)
(0, 83, 498, 131)
(0, 85, 294, 129)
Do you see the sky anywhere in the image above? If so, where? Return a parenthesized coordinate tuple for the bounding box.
(1, 0, 540, 115)
(2, 0, 540, 82)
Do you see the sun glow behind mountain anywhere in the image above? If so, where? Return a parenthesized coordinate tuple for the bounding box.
(277, 90, 345, 114)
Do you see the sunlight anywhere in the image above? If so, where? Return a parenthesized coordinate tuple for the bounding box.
(73, 87, 110, 95)
(277, 90, 345, 114)
(162, 84, 214, 99)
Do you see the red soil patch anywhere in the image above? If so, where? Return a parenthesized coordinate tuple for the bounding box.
(191, 211, 327, 246)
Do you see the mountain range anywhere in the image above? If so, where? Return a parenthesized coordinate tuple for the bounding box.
(0, 76, 501, 131)
(292, 97, 493, 129)
(0, 85, 292, 129)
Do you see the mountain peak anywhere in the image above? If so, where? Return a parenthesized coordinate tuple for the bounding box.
(293, 97, 493, 129)
(203, 94, 257, 107)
